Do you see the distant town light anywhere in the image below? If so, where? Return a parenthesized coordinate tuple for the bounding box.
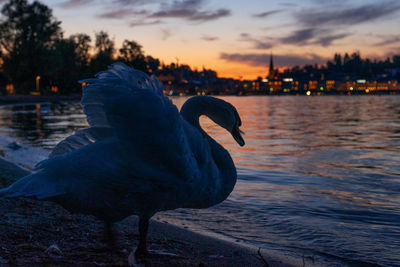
(36, 75, 41, 91)
(320, 87, 324, 91)
(365, 89, 370, 93)
(262, 78, 269, 83)
(306, 90, 311, 96)
(357, 79, 366, 84)
(283, 78, 293, 82)
(350, 87, 354, 91)
(6, 84, 14, 94)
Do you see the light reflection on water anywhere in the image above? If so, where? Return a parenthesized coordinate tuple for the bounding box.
(0, 96, 399, 266)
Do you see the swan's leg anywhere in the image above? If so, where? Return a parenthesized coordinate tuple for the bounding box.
(104, 221, 116, 249)
(135, 218, 149, 257)
(128, 218, 183, 265)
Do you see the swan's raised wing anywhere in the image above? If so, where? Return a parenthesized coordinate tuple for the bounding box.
(87, 71, 197, 179)
(43, 63, 198, 179)
(48, 63, 168, 158)
(79, 63, 200, 184)
(80, 62, 167, 129)
(49, 127, 113, 158)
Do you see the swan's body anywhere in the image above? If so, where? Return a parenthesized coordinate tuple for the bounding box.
(0, 63, 244, 258)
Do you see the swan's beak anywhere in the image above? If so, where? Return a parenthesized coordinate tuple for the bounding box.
(231, 126, 245, 146)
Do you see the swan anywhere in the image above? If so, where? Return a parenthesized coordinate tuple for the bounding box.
(0, 63, 244, 259)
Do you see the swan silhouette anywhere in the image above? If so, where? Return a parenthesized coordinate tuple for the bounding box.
(0, 63, 244, 259)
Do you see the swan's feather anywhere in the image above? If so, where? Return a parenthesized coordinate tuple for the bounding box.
(0, 172, 67, 199)
(79, 62, 167, 130)
(47, 127, 113, 158)
(50, 63, 169, 158)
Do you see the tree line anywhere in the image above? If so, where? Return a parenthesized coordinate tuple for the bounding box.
(0, 0, 155, 94)
(282, 52, 400, 83)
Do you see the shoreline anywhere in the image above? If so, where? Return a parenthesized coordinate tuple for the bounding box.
(0, 94, 81, 105)
(0, 157, 301, 266)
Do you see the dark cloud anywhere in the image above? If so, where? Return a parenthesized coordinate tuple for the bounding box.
(149, 0, 231, 22)
(310, 0, 348, 4)
(297, 1, 400, 26)
(150, 9, 193, 18)
(112, 0, 164, 5)
(220, 52, 327, 67)
(315, 33, 350, 46)
(239, 33, 274, 50)
(201, 35, 219, 41)
(280, 28, 316, 45)
(84, 0, 230, 23)
(253, 10, 282, 18)
(375, 35, 400, 46)
(188, 9, 230, 21)
(130, 20, 163, 27)
(97, 9, 148, 19)
(279, 28, 350, 46)
(58, 0, 94, 8)
(239, 27, 349, 50)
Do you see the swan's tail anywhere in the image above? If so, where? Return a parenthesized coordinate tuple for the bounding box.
(0, 186, 11, 198)
(0, 172, 64, 200)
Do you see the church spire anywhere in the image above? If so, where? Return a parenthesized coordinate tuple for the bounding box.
(268, 53, 275, 80)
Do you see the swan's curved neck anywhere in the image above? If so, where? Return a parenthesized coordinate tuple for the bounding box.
(180, 96, 237, 204)
(180, 96, 217, 132)
(181, 99, 200, 129)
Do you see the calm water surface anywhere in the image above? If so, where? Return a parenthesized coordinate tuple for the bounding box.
(0, 96, 399, 266)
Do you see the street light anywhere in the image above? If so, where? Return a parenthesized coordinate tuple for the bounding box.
(36, 75, 41, 91)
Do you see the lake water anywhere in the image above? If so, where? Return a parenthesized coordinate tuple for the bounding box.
(0, 96, 399, 266)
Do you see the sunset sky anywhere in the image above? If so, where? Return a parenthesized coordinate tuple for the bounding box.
(2, 0, 400, 79)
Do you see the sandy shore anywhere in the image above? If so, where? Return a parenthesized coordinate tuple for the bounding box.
(0, 157, 300, 266)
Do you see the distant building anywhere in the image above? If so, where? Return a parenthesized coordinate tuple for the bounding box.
(268, 53, 278, 80)
(282, 78, 299, 93)
(266, 54, 282, 93)
(326, 80, 335, 91)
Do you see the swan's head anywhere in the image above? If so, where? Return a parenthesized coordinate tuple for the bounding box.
(207, 98, 245, 147)
(181, 96, 245, 146)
